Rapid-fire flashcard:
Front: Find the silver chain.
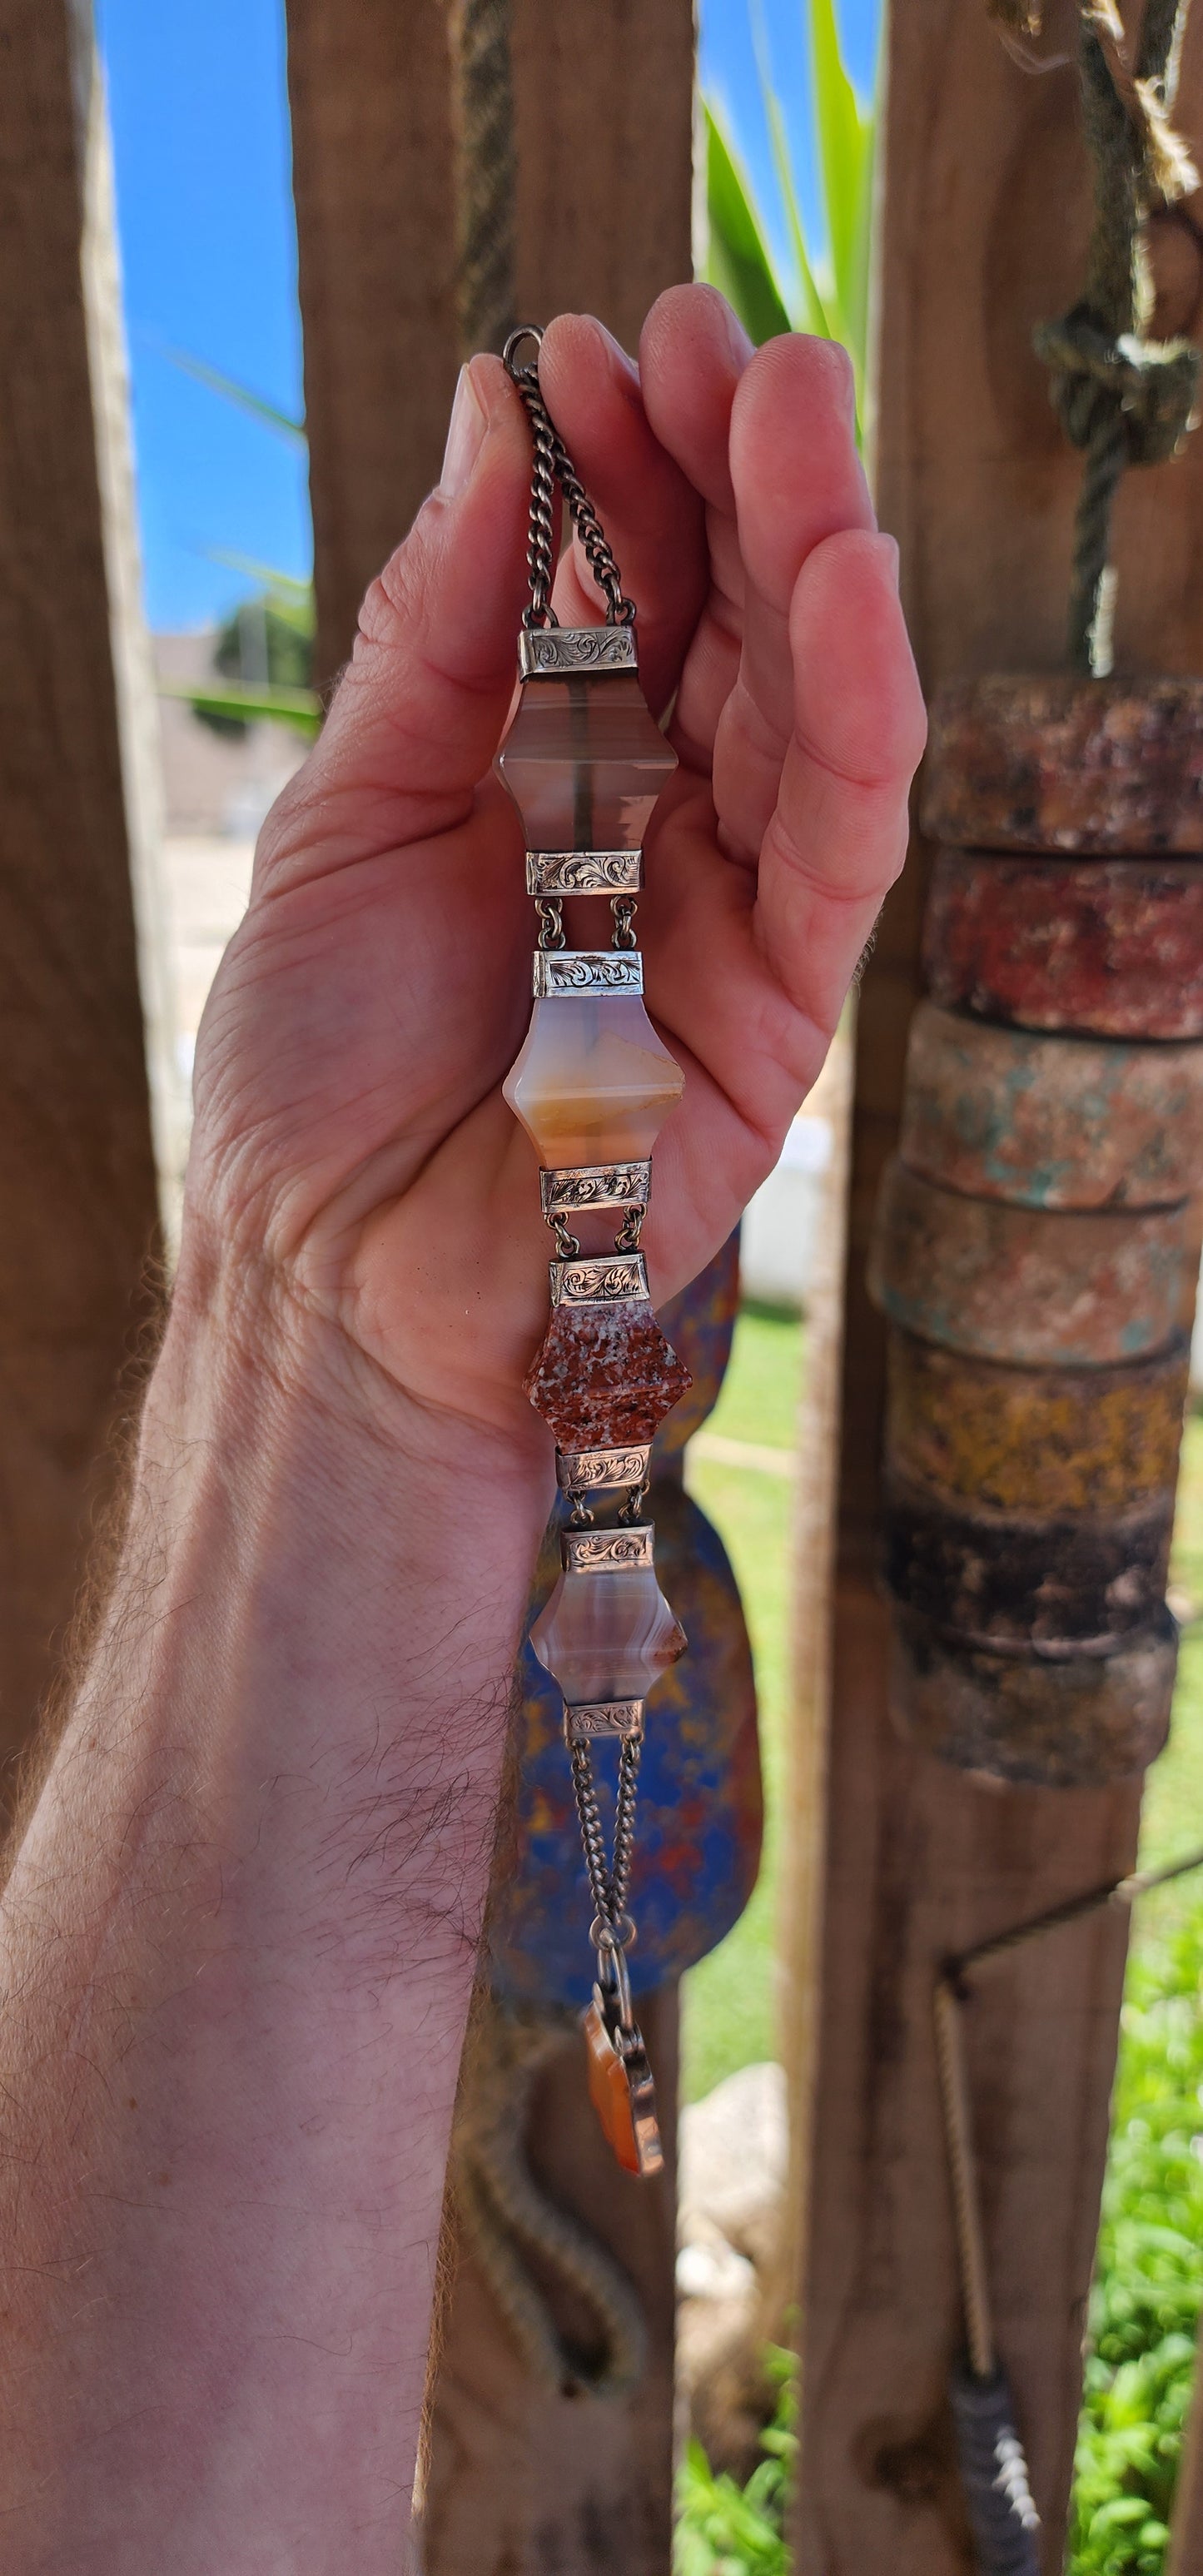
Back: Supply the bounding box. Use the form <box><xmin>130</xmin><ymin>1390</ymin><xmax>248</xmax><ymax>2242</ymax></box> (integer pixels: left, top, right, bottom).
<box><xmin>503</xmin><ymin>326</ymin><xmax>636</xmax><ymax>631</ymax></box>
<box><xmin>569</xmin><ymin>1736</ymin><xmax>641</xmax><ymax>1942</ymax></box>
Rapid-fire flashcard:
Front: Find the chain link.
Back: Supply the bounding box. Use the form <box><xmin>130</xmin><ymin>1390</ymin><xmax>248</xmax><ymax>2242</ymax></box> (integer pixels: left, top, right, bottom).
<box><xmin>503</xmin><ymin>326</ymin><xmax>636</xmax><ymax>629</ymax></box>
<box><xmin>610</xmin><ymin>895</ymin><xmax>638</xmax><ymax>950</ymax></box>
<box><xmin>535</xmin><ymin>895</ymin><xmax>565</xmax><ymax>950</ymax></box>
<box><xmin>569</xmin><ymin>1735</ymin><xmax>642</xmax><ymax>1942</ymax></box>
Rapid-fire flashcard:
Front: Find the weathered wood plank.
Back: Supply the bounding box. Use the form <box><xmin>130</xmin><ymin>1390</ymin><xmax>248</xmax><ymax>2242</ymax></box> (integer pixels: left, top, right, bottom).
<box><xmin>286</xmin><ymin>0</ymin><xmax>695</xmax><ymax>691</ymax></box>
<box><xmin>284</xmin><ymin>0</ymin><xmax>460</xmax><ymax>688</ymax></box>
<box><xmin>792</xmin><ymin>3</ymin><xmax>1203</xmax><ymax>2565</ymax></box>
<box><xmin>1167</xmin><ymin>2342</ymin><xmax>1203</xmax><ymax>2574</ymax></box>
<box><xmin>0</xmin><ymin>0</ymin><xmax>160</xmax><ymax>1798</ymax></box>
<box><xmin>512</xmin><ymin>0</ymin><xmax>694</xmax><ymax>351</ymax></box>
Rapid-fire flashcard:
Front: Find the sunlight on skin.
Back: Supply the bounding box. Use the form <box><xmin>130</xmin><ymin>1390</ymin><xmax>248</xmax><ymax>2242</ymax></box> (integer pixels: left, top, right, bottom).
<box><xmin>0</xmin><ymin>291</ymin><xmax>922</xmax><ymax>2572</ymax></box>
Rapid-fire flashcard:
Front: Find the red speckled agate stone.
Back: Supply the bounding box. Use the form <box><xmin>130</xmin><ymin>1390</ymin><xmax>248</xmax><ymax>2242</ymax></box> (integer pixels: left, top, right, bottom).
<box><xmin>524</xmin><ymin>1298</ymin><xmax>692</xmax><ymax>1447</ymax></box>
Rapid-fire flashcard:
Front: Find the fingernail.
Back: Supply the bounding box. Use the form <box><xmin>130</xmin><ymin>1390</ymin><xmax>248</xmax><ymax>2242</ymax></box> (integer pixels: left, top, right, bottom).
<box><xmin>440</xmin><ymin>363</ymin><xmax>487</xmax><ymax>497</ymax></box>
<box><xmin>576</xmin><ymin>313</ymin><xmax>640</xmax><ymax>400</ymax></box>
<box><xmin>718</xmin><ymin>295</ymin><xmax>753</xmax><ymax>372</ymax></box>
<box><xmin>876</xmin><ymin>533</ymin><xmax>901</xmax><ymax>587</ymax></box>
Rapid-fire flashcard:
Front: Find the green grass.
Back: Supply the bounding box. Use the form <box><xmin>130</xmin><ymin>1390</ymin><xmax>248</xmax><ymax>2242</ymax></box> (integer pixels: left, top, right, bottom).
<box><xmin>1064</xmin><ymin>1414</ymin><xmax>1203</xmax><ymax>2574</ymax></box>
<box><xmin>1137</xmin><ymin>1411</ymin><xmax>1203</xmax><ymax>1901</ymax></box>
<box><xmin>680</xmin><ymin>1305</ymin><xmax>803</xmax><ymax>2103</ymax></box>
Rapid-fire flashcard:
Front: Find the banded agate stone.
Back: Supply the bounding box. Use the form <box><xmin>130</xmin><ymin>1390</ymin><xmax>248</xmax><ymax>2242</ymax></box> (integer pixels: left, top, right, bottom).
<box><xmin>496</xmin><ymin>672</ymin><xmax>677</xmax><ymax>852</ymax></box>
<box><xmin>530</xmin><ymin>1559</ymin><xmax>687</xmax><ymax>1704</ymax></box>
<box><xmin>505</xmin><ymin>991</ymin><xmax>684</xmax><ymax>1166</ymax></box>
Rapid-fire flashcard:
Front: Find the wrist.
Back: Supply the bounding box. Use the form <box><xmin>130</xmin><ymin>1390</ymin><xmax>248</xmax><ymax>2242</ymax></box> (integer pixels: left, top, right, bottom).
<box><xmin>47</xmin><ymin>1225</ymin><xmax>554</xmax><ymax>1985</ymax></box>
<box><xmin>162</xmin><ymin>1210</ymin><xmax>555</xmax><ymax>1509</ymax></box>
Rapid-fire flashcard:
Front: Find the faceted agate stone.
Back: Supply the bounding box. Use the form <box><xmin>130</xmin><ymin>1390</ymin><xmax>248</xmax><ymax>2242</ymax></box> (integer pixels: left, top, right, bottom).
<box><xmin>495</xmin><ymin>673</ymin><xmax>677</xmax><ymax>852</ymax></box>
<box><xmin>505</xmin><ymin>992</ymin><xmax>684</xmax><ymax>1166</ymax></box>
<box><xmin>530</xmin><ymin>1559</ymin><xmax>687</xmax><ymax>1704</ymax></box>
<box><xmin>525</xmin><ymin>1298</ymin><xmax>692</xmax><ymax>1446</ymax></box>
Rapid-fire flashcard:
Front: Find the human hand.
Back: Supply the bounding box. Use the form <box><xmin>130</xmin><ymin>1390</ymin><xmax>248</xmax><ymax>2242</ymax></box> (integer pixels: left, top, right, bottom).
<box><xmin>186</xmin><ymin>285</ymin><xmax>925</xmax><ymax>1466</ymax></box>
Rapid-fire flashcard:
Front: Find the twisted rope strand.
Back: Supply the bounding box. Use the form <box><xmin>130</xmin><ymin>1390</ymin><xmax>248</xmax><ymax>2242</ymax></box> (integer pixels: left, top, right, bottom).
<box><xmin>453</xmin><ymin>2006</ymin><xmax>648</xmax><ymax>2397</ymax></box>
<box><xmin>455</xmin><ymin>0</ymin><xmax>515</xmax><ymax>356</ymax></box>
<box><xmin>1031</xmin><ymin>0</ymin><xmax>1200</xmax><ymax>670</ymax></box>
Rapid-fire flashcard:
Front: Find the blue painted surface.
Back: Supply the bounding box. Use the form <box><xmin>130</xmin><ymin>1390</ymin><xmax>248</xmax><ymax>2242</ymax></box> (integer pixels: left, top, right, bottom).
<box><xmin>488</xmin><ymin>1235</ymin><xmax>763</xmax><ymax>2008</ymax></box>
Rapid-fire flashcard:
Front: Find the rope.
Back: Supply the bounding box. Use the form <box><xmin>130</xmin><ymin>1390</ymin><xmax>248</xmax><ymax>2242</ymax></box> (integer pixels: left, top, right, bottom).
<box><xmin>934</xmin><ymin>1978</ymin><xmax>997</xmax><ymax>2379</ymax></box>
<box><xmin>936</xmin><ymin>1843</ymin><xmax>1203</xmax><ymax>2559</ymax></box>
<box><xmin>936</xmin><ymin>1845</ymin><xmax>1203</xmax><ymax>2385</ymax></box>
<box><xmin>451</xmin><ymin>1999</ymin><xmax>649</xmax><ymax>2399</ymax></box>
<box><xmin>455</xmin><ymin>0</ymin><xmax>515</xmax><ymax>356</ymax></box>
<box><xmin>1030</xmin><ymin>0</ymin><xmax>1201</xmax><ymax>671</ymax></box>
<box><xmin>948</xmin><ymin>1839</ymin><xmax>1203</xmax><ymax>1982</ymax></box>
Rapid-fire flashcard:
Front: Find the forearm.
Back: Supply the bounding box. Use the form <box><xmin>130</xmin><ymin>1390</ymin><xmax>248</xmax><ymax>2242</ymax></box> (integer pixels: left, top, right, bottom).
<box><xmin>0</xmin><ymin>1251</ymin><xmax>548</xmax><ymax>2571</ymax></box>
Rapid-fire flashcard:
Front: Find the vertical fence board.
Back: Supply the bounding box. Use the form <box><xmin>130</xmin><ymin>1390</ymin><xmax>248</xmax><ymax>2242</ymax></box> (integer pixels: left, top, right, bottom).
<box><xmin>0</xmin><ymin>0</ymin><xmax>160</xmax><ymax>1797</ymax></box>
<box><xmin>285</xmin><ymin>0</ymin><xmax>460</xmax><ymax>689</ymax></box>
<box><xmin>285</xmin><ymin>12</ymin><xmax>695</xmax><ymax>2567</ymax></box>
<box><xmin>792</xmin><ymin>7</ymin><xmax>1203</xmax><ymax>2570</ymax></box>
<box><xmin>286</xmin><ymin>0</ymin><xmax>696</xmax><ymax>690</ymax></box>
<box><xmin>512</xmin><ymin>0</ymin><xmax>694</xmax><ymax>348</ymax></box>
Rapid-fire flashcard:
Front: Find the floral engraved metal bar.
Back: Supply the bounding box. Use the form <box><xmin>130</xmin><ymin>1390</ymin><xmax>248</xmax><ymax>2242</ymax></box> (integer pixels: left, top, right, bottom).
<box><xmin>518</xmin><ymin>624</ymin><xmax>639</xmax><ymax>677</ymax></box>
<box><xmin>564</xmin><ymin>1701</ymin><xmax>646</xmax><ymax>1744</ymax></box>
<box><xmin>555</xmin><ymin>1444</ymin><xmax>653</xmax><ymax>1493</ymax></box>
<box><xmin>539</xmin><ymin>1161</ymin><xmax>651</xmax><ymax>1220</ymax></box>
<box><xmin>499</xmin><ymin>321</ymin><xmax>692</xmax><ymax>2181</ymax></box>
<box><xmin>564</xmin><ymin>1524</ymin><xmax>656</xmax><ymax>1574</ymax></box>
<box><xmin>549</xmin><ymin>1254</ymin><xmax>648</xmax><ymax>1306</ymax></box>
<box><xmin>525</xmin><ymin>850</ymin><xmax>644</xmax><ymax>896</ymax></box>
<box><xmin>531</xmin><ymin>949</ymin><xmax>644</xmax><ymax>998</ymax></box>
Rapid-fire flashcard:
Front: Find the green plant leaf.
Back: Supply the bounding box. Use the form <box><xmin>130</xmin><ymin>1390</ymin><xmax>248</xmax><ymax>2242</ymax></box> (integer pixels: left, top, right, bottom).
<box><xmin>703</xmin><ymin>105</ymin><xmax>793</xmax><ymax>349</ymax></box>
<box><xmin>159</xmin><ymin>676</ymin><xmax>321</xmax><ymax>741</ymax></box>
<box><xmin>746</xmin><ymin>1</ymin><xmax>831</xmax><ymax>340</ymax></box>
<box><xmin>205</xmin><ymin>550</ymin><xmax>315</xmax><ymax>612</ymax></box>
<box><xmin>147</xmin><ymin>335</ymin><xmax>307</xmax><ymax>445</ymax></box>
<box><xmin>806</xmin><ymin>0</ymin><xmax>874</xmax><ymax>391</ymax></box>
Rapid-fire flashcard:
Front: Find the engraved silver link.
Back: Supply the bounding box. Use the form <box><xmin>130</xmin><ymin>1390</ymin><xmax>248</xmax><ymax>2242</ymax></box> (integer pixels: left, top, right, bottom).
<box><xmin>505</xmin><ymin>316</ymin><xmax>656</xmax><ymax>2055</ymax></box>
<box><xmin>503</xmin><ymin>325</ymin><xmax>636</xmax><ymax>629</ymax></box>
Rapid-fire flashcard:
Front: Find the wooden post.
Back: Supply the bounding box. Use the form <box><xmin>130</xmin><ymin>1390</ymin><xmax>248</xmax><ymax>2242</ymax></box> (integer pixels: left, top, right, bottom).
<box><xmin>511</xmin><ymin>0</ymin><xmax>694</xmax><ymax>351</ymax></box>
<box><xmin>1167</xmin><ymin>2345</ymin><xmax>1203</xmax><ymax>2572</ymax></box>
<box><xmin>285</xmin><ymin>11</ymin><xmax>695</xmax><ymax>2566</ymax></box>
<box><xmin>790</xmin><ymin>7</ymin><xmax>1203</xmax><ymax>2569</ymax></box>
<box><xmin>0</xmin><ymin>0</ymin><xmax>162</xmax><ymax>1798</ymax></box>
<box><xmin>286</xmin><ymin>0</ymin><xmax>695</xmax><ymax>689</ymax></box>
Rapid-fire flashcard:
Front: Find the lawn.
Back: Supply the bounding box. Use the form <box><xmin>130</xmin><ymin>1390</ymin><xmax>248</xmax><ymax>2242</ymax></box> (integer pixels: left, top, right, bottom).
<box><xmin>680</xmin><ymin>1303</ymin><xmax>803</xmax><ymax>2103</ymax></box>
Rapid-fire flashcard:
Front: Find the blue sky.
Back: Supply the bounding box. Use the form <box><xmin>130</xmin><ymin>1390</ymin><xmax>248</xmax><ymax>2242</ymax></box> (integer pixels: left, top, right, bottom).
<box><xmin>96</xmin><ymin>0</ymin><xmax>879</xmax><ymax>632</ymax></box>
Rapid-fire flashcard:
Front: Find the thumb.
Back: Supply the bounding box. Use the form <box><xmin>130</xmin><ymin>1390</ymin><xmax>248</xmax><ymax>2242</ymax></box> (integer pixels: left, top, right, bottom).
<box><xmin>256</xmin><ymin>354</ymin><xmax>534</xmax><ymax>892</ymax></box>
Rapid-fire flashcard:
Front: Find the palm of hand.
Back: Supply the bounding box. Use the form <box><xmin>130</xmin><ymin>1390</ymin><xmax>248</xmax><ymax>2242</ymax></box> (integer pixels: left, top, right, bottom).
<box><xmin>186</xmin><ymin>290</ymin><xmax>924</xmax><ymax>1454</ymax></box>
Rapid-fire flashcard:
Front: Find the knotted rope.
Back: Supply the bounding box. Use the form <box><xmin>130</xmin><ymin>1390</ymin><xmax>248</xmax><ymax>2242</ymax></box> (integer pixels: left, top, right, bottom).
<box><xmin>450</xmin><ymin>1997</ymin><xmax>648</xmax><ymax>2399</ymax></box>
<box><xmin>1022</xmin><ymin>0</ymin><xmax>1201</xmax><ymax>671</ymax></box>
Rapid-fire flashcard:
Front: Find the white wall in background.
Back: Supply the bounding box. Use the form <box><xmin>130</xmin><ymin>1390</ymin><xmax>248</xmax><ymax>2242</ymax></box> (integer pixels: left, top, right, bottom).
<box><xmin>738</xmin><ymin>1111</ymin><xmax>833</xmax><ymax>1310</ymax></box>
